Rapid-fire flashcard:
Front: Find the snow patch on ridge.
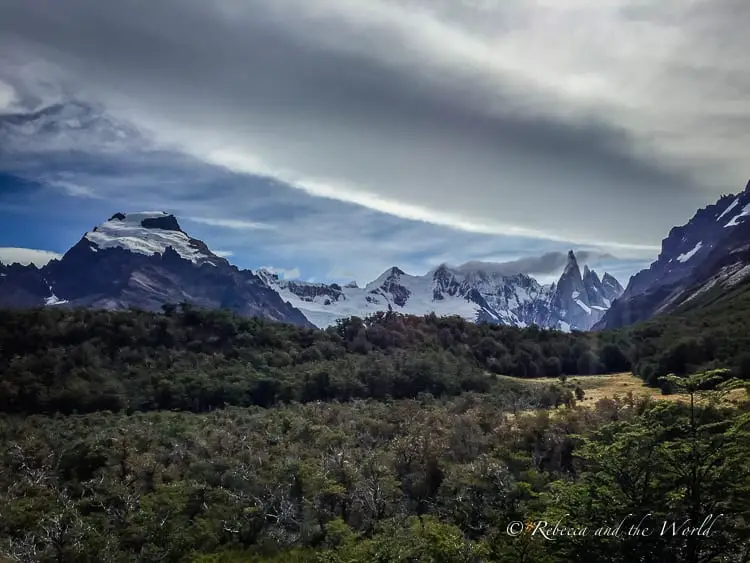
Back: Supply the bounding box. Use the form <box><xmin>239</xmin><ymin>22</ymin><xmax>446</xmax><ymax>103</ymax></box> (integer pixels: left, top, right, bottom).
<box><xmin>575</xmin><ymin>299</ymin><xmax>591</xmax><ymax>314</ymax></box>
<box><xmin>717</xmin><ymin>197</ymin><xmax>739</xmax><ymax>221</ymax></box>
<box><xmin>724</xmin><ymin>204</ymin><xmax>750</xmax><ymax>228</ymax></box>
<box><xmin>43</xmin><ymin>279</ymin><xmax>68</xmax><ymax>306</ymax></box>
<box><xmin>85</xmin><ymin>212</ymin><xmax>212</xmax><ymax>264</ymax></box>
<box><xmin>676</xmin><ymin>241</ymin><xmax>703</xmax><ymax>263</ymax></box>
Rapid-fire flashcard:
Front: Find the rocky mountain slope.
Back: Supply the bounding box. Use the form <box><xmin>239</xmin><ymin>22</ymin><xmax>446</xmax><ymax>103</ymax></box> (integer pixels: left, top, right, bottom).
<box><xmin>0</xmin><ymin>212</ymin><xmax>313</xmax><ymax>326</ymax></box>
<box><xmin>259</xmin><ymin>250</ymin><xmax>623</xmax><ymax>331</ymax></box>
<box><xmin>595</xmin><ymin>179</ymin><xmax>750</xmax><ymax>329</ymax></box>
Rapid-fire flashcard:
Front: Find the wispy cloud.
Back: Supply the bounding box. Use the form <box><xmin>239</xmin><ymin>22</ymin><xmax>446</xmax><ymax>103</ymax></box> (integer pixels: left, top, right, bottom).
<box><xmin>0</xmin><ymin>247</ymin><xmax>61</xmax><ymax>266</ymax></box>
<box><xmin>50</xmin><ymin>180</ymin><xmax>99</xmax><ymax>198</ymax></box>
<box><xmin>260</xmin><ymin>265</ymin><xmax>301</xmax><ymax>280</ymax></box>
<box><xmin>2</xmin><ymin>0</ymin><xmax>745</xmax><ymax>252</ymax></box>
<box><xmin>0</xmin><ymin>79</ymin><xmax>18</xmax><ymax>114</ymax></box>
<box><xmin>187</xmin><ymin>217</ymin><xmax>276</xmax><ymax>231</ymax></box>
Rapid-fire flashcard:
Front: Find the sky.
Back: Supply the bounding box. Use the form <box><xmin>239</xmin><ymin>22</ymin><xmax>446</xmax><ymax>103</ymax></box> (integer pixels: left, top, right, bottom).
<box><xmin>1</xmin><ymin>0</ymin><xmax>748</xmax><ymax>286</ymax></box>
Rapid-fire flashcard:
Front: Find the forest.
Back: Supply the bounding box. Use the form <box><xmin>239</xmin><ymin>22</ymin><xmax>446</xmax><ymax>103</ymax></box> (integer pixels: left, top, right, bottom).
<box><xmin>0</xmin><ymin>305</ymin><xmax>749</xmax><ymax>562</ymax></box>
<box><xmin>0</xmin><ymin>306</ymin><xmax>633</xmax><ymax>415</ymax></box>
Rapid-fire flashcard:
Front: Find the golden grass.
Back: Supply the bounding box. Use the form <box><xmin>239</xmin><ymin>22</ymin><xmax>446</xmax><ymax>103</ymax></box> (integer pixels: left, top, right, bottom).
<box><xmin>499</xmin><ymin>372</ymin><xmax>747</xmax><ymax>409</ymax></box>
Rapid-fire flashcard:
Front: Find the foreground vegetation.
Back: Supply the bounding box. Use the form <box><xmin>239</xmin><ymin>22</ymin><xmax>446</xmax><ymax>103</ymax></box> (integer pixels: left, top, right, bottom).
<box><xmin>1</xmin><ymin>306</ymin><xmax>750</xmax><ymax>561</ymax></box>
<box><xmin>1</xmin><ymin>373</ymin><xmax>748</xmax><ymax>562</ymax></box>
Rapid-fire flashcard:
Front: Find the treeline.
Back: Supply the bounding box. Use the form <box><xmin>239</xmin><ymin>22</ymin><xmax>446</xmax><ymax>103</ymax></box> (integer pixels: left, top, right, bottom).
<box><xmin>0</xmin><ymin>306</ymin><xmax>630</xmax><ymax>415</ymax></box>
<box><xmin>1</xmin><ymin>377</ymin><xmax>748</xmax><ymax>562</ymax></box>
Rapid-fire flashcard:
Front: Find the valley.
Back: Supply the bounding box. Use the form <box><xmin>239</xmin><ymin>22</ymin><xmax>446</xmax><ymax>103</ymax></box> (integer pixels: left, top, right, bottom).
<box><xmin>3</xmin><ymin>7</ymin><xmax>750</xmax><ymax>560</ymax></box>
<box><xmin>2</xmin><ymin>184</ymin><xmax>750</xmax><ymax>562</ymax></box>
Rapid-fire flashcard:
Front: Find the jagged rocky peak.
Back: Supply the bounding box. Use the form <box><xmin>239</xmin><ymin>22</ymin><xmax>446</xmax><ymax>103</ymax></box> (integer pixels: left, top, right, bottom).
<box><xmin>558</xmin><ymin>250</ymin><xmax>585</xmax><ymax>289</ymax></box>
<box><xmin>565</xmin><ymin>249</ymin><xmax>579</xmax><ymax>270</ymax></box>
<box><xmin>582</xmin><ymin>264</ymin><xmax>602</xmax><ymax>286</ymax></box>
<box><xmin>370</xmin><ymin>266</ymin><xmax>411</xmax><ymax>306</ymax></box>
<box><xmin>601</xmin><ymin>272</ymin><xmax>623</xmax><ymax>293</ymax></box>
<box><xmin>372</xmin><ymin>266</ymin><xmax>407</xmax><ymax>287</ymax></box>
<box><xmin>432</xmin><ymin>263</ymin><xmax>453</xmax><ymax>281</ymax></box>
<box><xmin>385</xmin><ymin>266</ymin><xmax>405</xmax><ymax>278</ymax></box>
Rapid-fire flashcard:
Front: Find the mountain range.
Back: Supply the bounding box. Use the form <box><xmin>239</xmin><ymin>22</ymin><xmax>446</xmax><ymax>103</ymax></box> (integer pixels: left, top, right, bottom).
<box><xmin>4</xmin><ymin>177</ymin><xmax>750</xmax><ymax>331</ymax></box>
<box><xmin>258</xmin><ymin>252</ymin><xmax>622</xmax><ymax>331</ymax></box>
<box><xmin>0</xmin><ymin>211</ymin><xmax>623</xmax><ymax>331</ymax></box>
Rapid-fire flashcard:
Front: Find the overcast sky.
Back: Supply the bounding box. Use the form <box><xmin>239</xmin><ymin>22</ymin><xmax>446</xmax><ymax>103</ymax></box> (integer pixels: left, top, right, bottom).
<box><xmin>1</xmin><ymin>0</ymin><xmax>748</xmax><ymax>284</ymax></box>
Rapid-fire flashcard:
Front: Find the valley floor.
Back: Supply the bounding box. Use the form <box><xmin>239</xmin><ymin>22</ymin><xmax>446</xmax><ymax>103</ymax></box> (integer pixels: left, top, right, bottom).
<box><xmin>500</xmin><ymin>372</ymin><xmax>748</xmax><ymax>408</ymax></box>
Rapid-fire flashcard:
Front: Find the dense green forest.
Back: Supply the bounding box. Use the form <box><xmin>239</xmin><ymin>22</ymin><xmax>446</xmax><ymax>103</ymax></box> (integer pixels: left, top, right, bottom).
<box><xmin>1</xmin><ymin>306</ymin><xmax>750</xmax><ymax>562</ymax></box>
<box><xmin>0</xmin><ymin>375</ymin><xmax>748</xmax><ymax>562</ymax></box>
<box><xmin>624</xmin><ymin>280</ymin><xmax>750</xmax><ymax>388</ymax></box>
<box><xmin>1</xmin><ymin>301</ymin><xmax>748</xmax><ymax>416</ymax></box>
<box><xmin>0</xmin><ymin>307</ymin><xmax>632</xmax><ymax>415</ymax></box>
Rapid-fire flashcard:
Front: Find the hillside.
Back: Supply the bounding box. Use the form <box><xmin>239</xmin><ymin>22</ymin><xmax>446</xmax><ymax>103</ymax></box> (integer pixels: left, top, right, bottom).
<box><xmin>597</xmin><ymin>179</ymin><xmax>750</xmax><ymax>330</ymax></box>
<box><xmin>0</xmin><ymin>212</ymin><xmax>313</xmax><ymax>327</ymax></box>
<box><xmin>620</xmin><ymin>274</ymin><xmax>750</xmax><ymax>387</ymax></box>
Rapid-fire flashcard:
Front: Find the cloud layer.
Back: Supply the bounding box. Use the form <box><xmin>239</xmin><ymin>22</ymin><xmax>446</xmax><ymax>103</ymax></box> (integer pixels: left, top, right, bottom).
<box><xmin>2</xmin><ymin>0</ymin><xmax>748</xmax><ymax>254</ymax></box>
<box><xmin>0</xmin><ymin>247</ymin><xmax>61</xmax><ymax>266</ymax></box>
<box><xmin>456</xmin><ymin>250</ymin><xmax>615</xmax><ymax>277</ymax></box>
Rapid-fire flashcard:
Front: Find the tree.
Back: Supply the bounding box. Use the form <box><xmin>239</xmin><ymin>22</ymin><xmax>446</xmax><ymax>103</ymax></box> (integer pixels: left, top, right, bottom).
<box><xmin>577</xmin><ymin>351</ymin><xmax>601</xmax><ymax>375</ymax></box>
<box><xmin>599</xmin><ymin>343</ymin><xmax>631</xmax><ymax>373</ymax></box>
<box><xmin>736</xmin><ymin>353</ymin><xmax>750</xmax><ymax>380</ymax></box>
<box><xmin>655</xmin><ymin>372</ymin><xmax>750</xmax><ymax>563</ymax></box>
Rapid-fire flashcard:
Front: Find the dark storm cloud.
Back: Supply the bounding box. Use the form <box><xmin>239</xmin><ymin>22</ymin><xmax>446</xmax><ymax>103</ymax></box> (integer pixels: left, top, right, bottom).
<box><xmin>0</xmin><ymin>0</ymin><xmax>748</xmax><ymax>252</ymax></box>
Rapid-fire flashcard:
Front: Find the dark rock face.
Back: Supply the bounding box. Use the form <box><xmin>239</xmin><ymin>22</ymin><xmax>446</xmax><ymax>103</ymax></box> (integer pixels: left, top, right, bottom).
<box><xmin>595</xmin><ymin>180</ymin><xmax>750</xmax><ymax>329</ymax></box>
<box><xmin>601</xmin><ymin>273</ymin><xmax>624</xmax><ymax>303</ymax></box>
<box><xmin>0</xmin><ymin>262</ymin><xmax>51</xmax><ymax>308</ymax></box>
<box><xmin>372</xmin><ymin>267</ymin><xmax>411</xmax><ymax>307</ymax></box>
<box><xmin>140</xmin><ymin>214</ymin><xmax>183</xmax><ymax>232</ymax></box>
<box><xmin>0</xmin><ymin>212</ymin><xmax>313</xmax><ymax>327</ymax></box>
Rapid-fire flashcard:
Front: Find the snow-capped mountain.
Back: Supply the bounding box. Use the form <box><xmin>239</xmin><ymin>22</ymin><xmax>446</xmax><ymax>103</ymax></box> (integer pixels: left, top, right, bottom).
<box><xmin>0</xmin><ymin>212</ymin><xmax>313</xmax><ymax>326</ymax></box>
<box><xmin>0</xmin><ymin>211</ymin><xmax>624</xmax><ymax>330</ymax></box>
<box><xmin>596</xmin><ymin>179</ymin><xmax>750</xmax><ymax>329</ymax></box>
<box><xmin>259</xmin><ymin>250</ymin><xmax>623</xmax><ymax>331</ymax></box>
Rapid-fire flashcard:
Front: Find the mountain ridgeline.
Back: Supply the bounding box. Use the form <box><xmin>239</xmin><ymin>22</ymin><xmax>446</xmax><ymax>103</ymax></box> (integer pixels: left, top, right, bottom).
<box><xmin>0</xmin><ymin>211</ymin><xmax>623</xmax><ymax>331</ymax></box>
<box><xmin>4</xmin><ymin>177</ymin><xmax>750</xmax><ymax>335</ymax></box>
<box><xmin>260</xmin><ymin>250</ymin><xmax>623</xmax><ymax>331</ymax></box>
<box><xmin>596</xmin><ymin>179</ymin><xmax>750</xmax><ymax>329</ymax></box>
